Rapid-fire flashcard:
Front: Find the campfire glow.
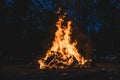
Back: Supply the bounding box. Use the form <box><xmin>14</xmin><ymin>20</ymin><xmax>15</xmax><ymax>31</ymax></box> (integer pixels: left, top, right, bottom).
<box><xmin>38</xmin><ymin>13</ymin><xmax>89</xmax><ymax>69</ymax></box>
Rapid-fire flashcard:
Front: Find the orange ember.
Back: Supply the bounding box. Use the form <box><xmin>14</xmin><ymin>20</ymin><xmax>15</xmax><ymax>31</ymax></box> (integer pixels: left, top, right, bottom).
<box><xmin>38</xmin><ymin>13</ymin><xmax>89</xmax><ymax>69</ymax></box>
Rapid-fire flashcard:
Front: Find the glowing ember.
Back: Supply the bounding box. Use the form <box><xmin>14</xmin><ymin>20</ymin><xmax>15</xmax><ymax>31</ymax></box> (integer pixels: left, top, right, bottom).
<box><xmin>38</xmin><ymin>13</ymin><xmax>89</xmax><ymax>69</ymax></box>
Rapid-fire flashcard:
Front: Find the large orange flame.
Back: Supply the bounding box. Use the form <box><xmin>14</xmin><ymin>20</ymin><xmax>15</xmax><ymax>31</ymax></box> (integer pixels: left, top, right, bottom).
<box><xmin>38</xmin><ymin>13</ymin><xmax>88</xmax><ymax>69</ymax></box>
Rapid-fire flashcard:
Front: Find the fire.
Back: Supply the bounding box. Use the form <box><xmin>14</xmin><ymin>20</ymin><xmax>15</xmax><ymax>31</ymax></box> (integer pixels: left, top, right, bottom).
<box><xmin>38</xmin><ymin>13</ymin><xmax>89</xmax><ymax>69</ymax></box>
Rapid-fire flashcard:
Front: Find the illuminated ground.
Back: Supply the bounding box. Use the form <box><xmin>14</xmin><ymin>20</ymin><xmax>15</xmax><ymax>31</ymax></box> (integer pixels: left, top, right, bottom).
<box><xmin>0</xmin><ymin>63</ymin><xmax>120</xmax><ymax>80</ymax></box>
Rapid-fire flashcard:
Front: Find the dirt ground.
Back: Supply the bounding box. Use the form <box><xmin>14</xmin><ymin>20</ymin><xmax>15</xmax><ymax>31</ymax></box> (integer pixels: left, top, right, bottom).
<box><xmin>0</xmin><ymin>63</ymin><xmax>120</xmax><ymax>80</ymax></box>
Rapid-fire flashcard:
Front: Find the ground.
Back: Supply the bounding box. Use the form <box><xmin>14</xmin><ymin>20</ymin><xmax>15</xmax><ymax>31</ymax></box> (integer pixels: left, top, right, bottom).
<box><xmin>0</xmin><ymin>63</ymin><xmax>120</xmax><ymax>80</ymax></box>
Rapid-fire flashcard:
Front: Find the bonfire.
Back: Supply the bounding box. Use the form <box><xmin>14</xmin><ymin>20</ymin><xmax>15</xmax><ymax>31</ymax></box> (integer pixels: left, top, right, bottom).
<box><xmin>38</xmin><ymin>12</ymin><xmax>90</xmax><ymax>69</ymax></box>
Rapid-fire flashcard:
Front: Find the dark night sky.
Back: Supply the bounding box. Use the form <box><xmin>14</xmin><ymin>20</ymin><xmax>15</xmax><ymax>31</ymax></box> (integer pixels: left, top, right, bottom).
<box><xmin>2</xmin><ymin>0</ymin><xmax>120</xmax><ymax>32</ymax></box>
